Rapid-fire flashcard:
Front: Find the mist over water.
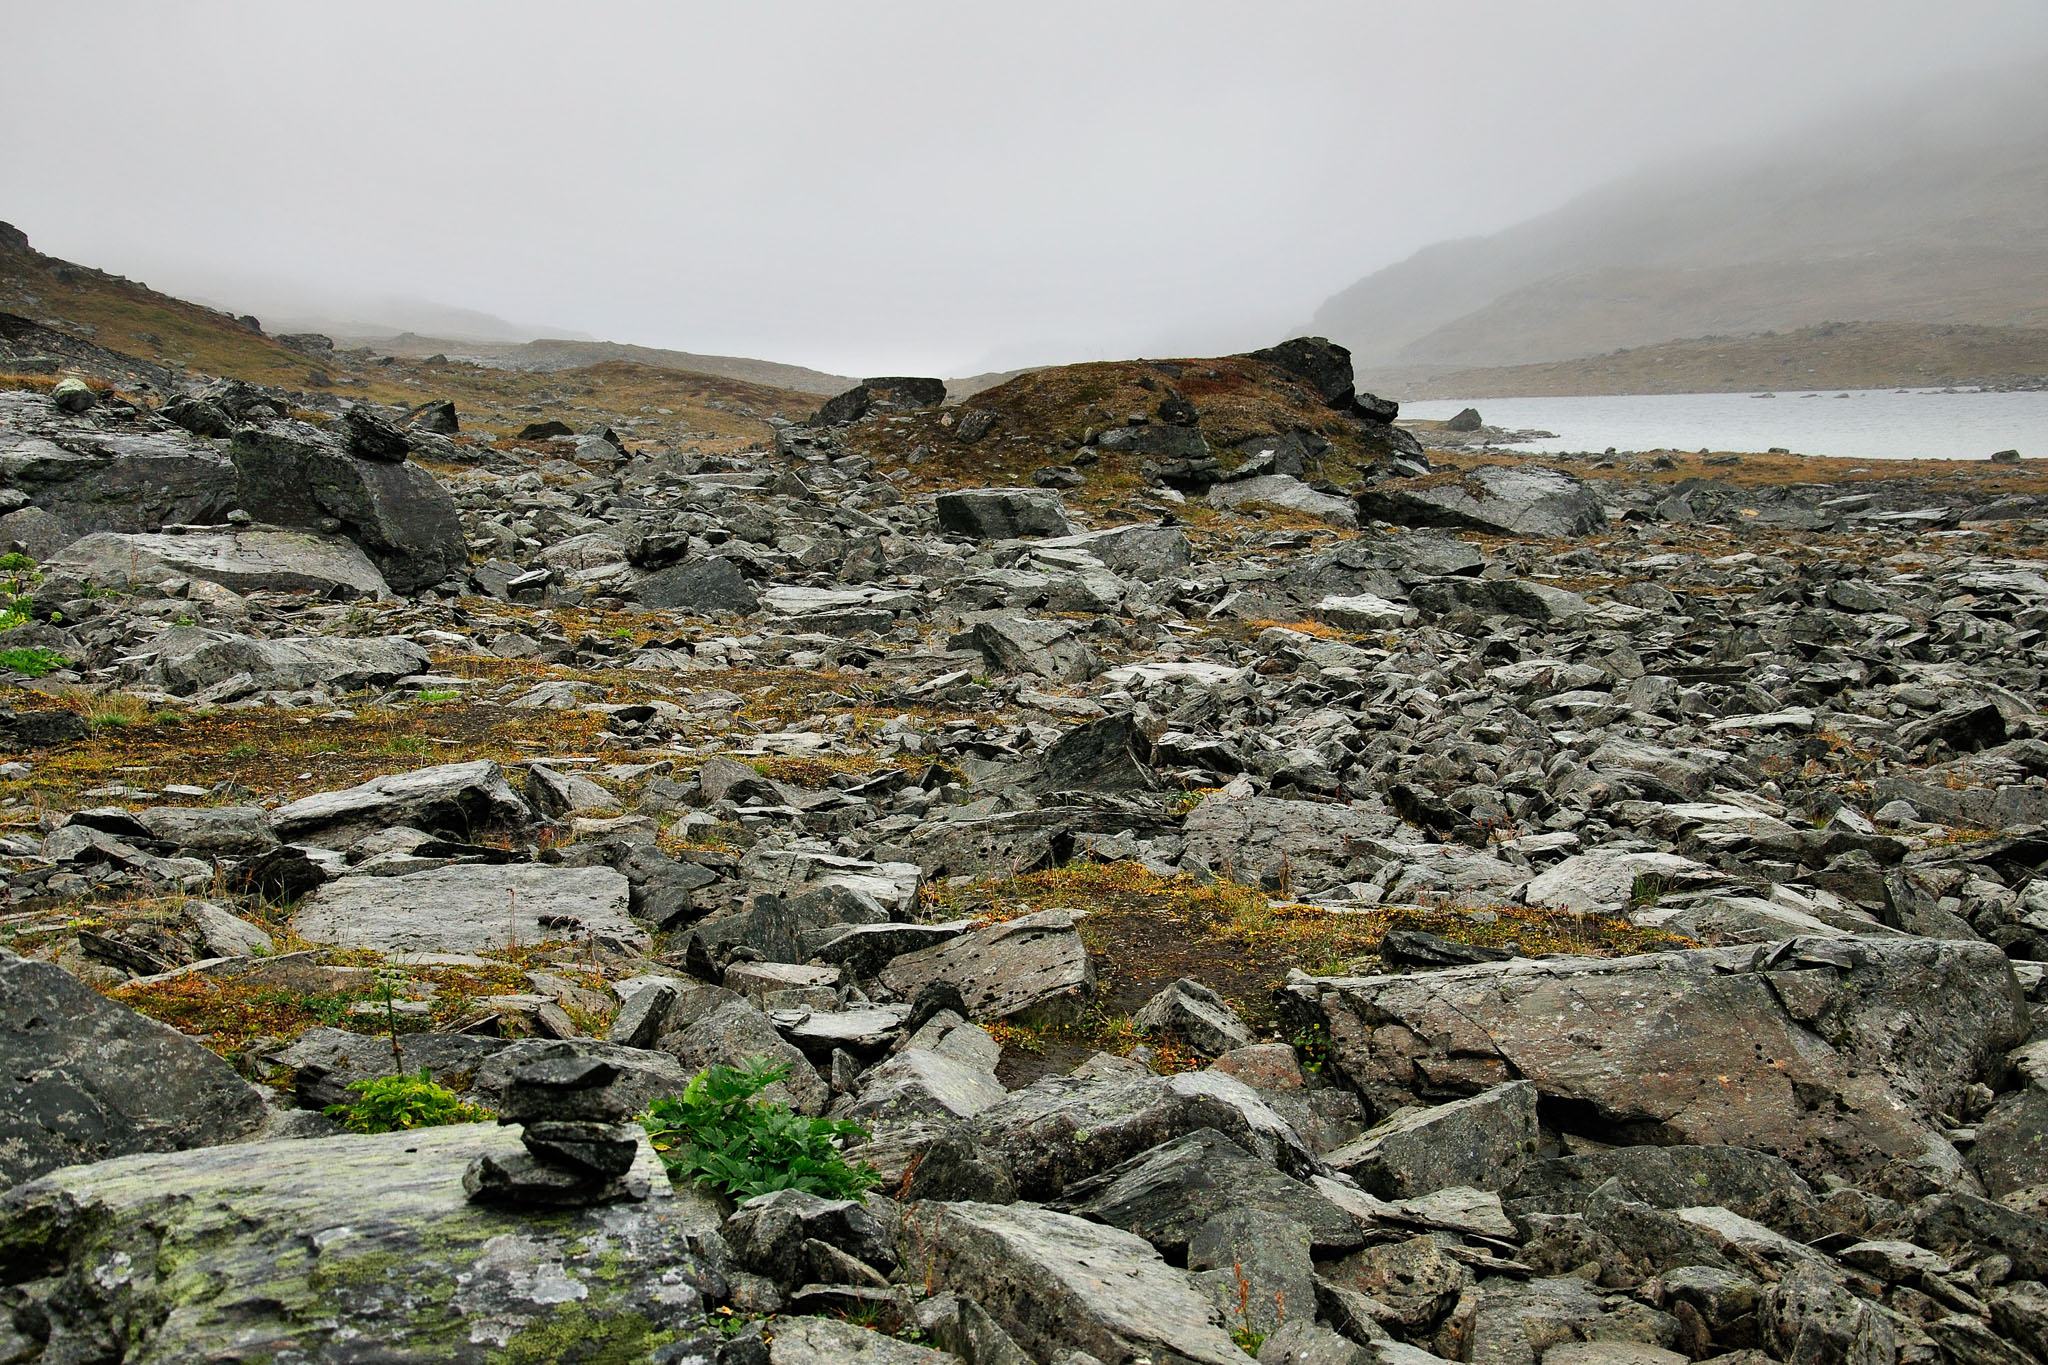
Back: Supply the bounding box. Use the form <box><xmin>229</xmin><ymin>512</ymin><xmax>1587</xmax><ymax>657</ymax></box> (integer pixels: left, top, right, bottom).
<box><xmin>1401</xmin><ymin>388</ymin><xmax>2048</xmax><ymax>463</ymax></box>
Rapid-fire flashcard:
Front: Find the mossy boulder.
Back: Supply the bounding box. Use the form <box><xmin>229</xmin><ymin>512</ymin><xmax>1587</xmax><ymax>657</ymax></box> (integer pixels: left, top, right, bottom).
<box><xmin>0</xmin><ymin>1125</ymin><xmax>726</xmax><ymax>1362</ymax></box>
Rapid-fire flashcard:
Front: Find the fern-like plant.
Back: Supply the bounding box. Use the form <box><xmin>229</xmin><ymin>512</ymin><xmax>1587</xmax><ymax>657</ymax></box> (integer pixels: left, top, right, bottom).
<box><xmin>641</xmin><ymin>1059</ymin><xmax>879</xmax><ymax>1203</ymax></box>
<box><xmin>324</xmin><ymin>1069</ymin><xmax>493</xmax><ymax>1133</ymax></box>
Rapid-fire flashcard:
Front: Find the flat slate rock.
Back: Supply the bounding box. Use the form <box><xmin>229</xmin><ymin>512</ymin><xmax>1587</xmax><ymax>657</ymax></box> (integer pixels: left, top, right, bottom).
<box><xmin>293</xmin><ymin>863</ymin><xmax>643</xmax><ymax>954</ymax></box>
<box><xmin>48</xmin><ymin>527</ymin><xmax>391</xmax><ymax>598</ymax></box>
<box><xmin>269</xmin><ymin>758</ymin><xmax>534</xmax><ymax>848</ymax></box>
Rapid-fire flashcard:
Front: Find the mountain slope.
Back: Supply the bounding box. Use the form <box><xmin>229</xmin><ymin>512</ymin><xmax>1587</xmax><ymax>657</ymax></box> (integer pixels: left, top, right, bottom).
<box><xmin>356</xmin><ymin>334</ymin><xmax>854</xmax><ymax>397</ymax></box>
<box><xmin>1315</xmin><ymin>59</ymin><xmax>2048</xmax><ymax>369</ymax></box>
<box><xmin>1384</xmin><ymin>321</ymin><xmax>2048</xmax><ymax>400</ymax></box>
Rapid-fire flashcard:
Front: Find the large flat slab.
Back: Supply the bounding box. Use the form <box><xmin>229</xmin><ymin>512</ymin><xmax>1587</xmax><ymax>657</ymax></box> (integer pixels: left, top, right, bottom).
<box><xmin>294</xmin><ymin>864</ymin><xmax>644</xmax><ymax>953</ymax></box>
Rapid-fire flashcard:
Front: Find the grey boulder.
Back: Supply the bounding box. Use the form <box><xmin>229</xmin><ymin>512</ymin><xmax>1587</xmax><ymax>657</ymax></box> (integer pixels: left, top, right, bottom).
<box><xmin>293</xmin><ymin>864</ymin><xmax>644</xmax><ymax>954</ymax></box>
<box><xmin>157</xmin><ymin>630</ymin><xmax>429</xmax><ymax>696</ymax></box>
<box><xmin>878</xmin><ymin>909</ymin><xmax>1094</xmax><ymax>1026</ymax></box>
<box><xmin>1325</xmin><ymin>1080</ymin><xmax>1539</xmax><ymax>1199</ymax></box>
<box><xmin>1286</xmin><ymin>937</ymin><xmax>2028</xmax><ymax>1198</ymax></box>
<box><xmin>0</xmin><ymin>949</ymin><xmax>268</xmax><ymax>1189</ymax></box>
<box><xmin>661</xmin><ymin>998</ymin><xmax>831</xmax><ymax>1115</ymax></box>
<box><xmin>1134</xmin><ymin>978</ymin><xmax>1254</xmax><ymax>1057</ymax></box>
<box><xmin>269</xmin><ymin>758</ymin><xmax>533</xmax><ymax>848</ymax></box>
<box><xmin>970</xmin><ymin>1069</ymin><xmax>1313</xmax><ymax>1200</ymax></box>
<box><xmin>631</xmin><ymin>555</ymin><xmax>760</xmax><ymax>613</ymax></box>
<box><xmin>47</xmin><ymin>527</ymin><xmax>390</xmax><ymax>598</ymax></box>
<box><xmin>936</xmin><ymin>488</ymin><xmax>1076</xmax><ymax>540</ymax></box>
<box><xmin>900</xmin><ymin>1200</ymin><xmax>1254</xmax><ymax>1365</ymax></box>
<box><xmin>0</xmin><ymin>1124</ymin><xmax>718</xmax><ymax>1361</ymax></box>
<box><xmin>230</xmin><ymin>420</ymin><xmax>467</xmax><ymax>592</ymax></box>
<box><xmin>838</xmin><ymin>1048</ymin><xmax>1007</xmax><ymax>1123</ymax></box>
<box><xmin>136</xmin><ymin>803</ymin><xmax>280</xmax><ymax>856</ymax></box>
<box><xmin>972</xmin><ymin>614</ymin><xmax>1098</xmax><ymax>683</ymax></box>
<box><xmin>1057</xmin><ymin>1127</ymin><xmax>1364</xmax><ymax>1257</ymax></box>
<box><xmin>1357</xmin><ymin>464</ymin><xmax>1607</xmax><ymax>539</ymax></box>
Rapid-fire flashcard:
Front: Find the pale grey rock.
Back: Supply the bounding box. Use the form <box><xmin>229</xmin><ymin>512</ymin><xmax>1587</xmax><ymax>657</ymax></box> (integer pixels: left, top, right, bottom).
<box><xmin>769</xmin><ymin>1316</ymin><xmax>962</xmax><ymax>1364</ymax></box>
<box><xmin>293</xmin><ymin>864</ymin><xmax>643</xmax><ymax>954</ymax></box>
<box><xmin>0</xmin><ymin>1124</ymin><xmax>716</xmax><ymax>1362</ymax></box>
<box><xmin>137</xmin><ymin>803</ymin><xmax>279</xmax><ymax>856</ymax></box>
<box><xmin>1209</xmin><ymin>474</ymin><xmax>1358</xmax><ymax>526</ymax></box>
<box><xmin>900</xmin><ymin>1201</ymin><xmax>1253</xmax><ymax>1365</ymax></box>
<box><xmin>1326</xmin><ymin>1080</ymin><xmax>1539</xmax><ymax>1199</ymax></box>
<box><xmin>157</xmin><ymin>631</ymin><xmax>429</xmax><ymax>696</ymax></box>
<box><xmin>1357</xmin><ymin>464</ymin><xmax>1606</xmax><ymax>538</ymax></box>
<box><xmin>878</xmin><ymin>909</ymin><xmax>1094</xmax><ymax>1026</ymax></box>
<box><xmin>47</xmin><ymin>527</ymin><xmax>389</xmax><ymax>598</ymax></box>
<box><xmin>269</xmin><ymin>758</ymin><xmax>533</xmax><ymax>847</ymax></box>
<box><xmin>837</xmin><ymin>1049</ymin><xmax>1006</xmax><ymax>1124</ymax></box>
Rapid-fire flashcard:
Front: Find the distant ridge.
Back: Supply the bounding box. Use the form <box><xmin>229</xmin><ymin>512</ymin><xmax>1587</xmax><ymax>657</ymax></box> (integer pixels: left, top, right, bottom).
<box><xmin>351</xmin><ymin>334</ymin><xmax>855</xmax><ymax>397</ymax></box>
<box><xmin>1315</xmin><ymin>59</ymin><xmax>2048</xmax><ymax>371</ymax></box>
<box><xmin>1369</xmin><ymin>322</ymin><xmax>2048</xmax><ymax>400</ymax></box>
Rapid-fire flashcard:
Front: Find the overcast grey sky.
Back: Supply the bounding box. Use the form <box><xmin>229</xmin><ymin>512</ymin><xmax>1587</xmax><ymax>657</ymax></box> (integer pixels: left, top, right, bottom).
<box><xmin>5</xmin><ymin>1</ymin><xmax>2048</xmax><ymax>376</ymax></box>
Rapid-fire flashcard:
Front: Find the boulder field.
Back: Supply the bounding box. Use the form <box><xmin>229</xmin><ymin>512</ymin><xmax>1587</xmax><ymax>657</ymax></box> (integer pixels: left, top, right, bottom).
<box><xmin>2</xmin><ymin>342</ymin><xmax>2047</xmax><ymax>1362</ymax></box>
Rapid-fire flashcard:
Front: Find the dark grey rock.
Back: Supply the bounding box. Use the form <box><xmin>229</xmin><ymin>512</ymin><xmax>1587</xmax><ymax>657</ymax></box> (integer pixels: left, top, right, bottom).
<box><xmin>815</xmin><ymin>377</ymin><xmax>947</xmax><ymax>425</ymax></box>
<box><xmin>1327</xmin><ymin>1080</ymin><xmax>1538</xmax><ymax>1199</ymax></box>
<box><xmin>936</xmin><ymin>488</ymin><xmax>1076</xmax><ymax>540</ymax></box>
<box><xmin>0</xmin><ymin>949</ymin><xmax>268</xmax><ymax>1189</ymax></box>
<box><xmin>230</xmin><ymin>420</ymin><xmax>467</xmax><ymax>592</ymax></box>
<box><xmin>1357</xmin><ymin>464</ymin><xmax>1606</xmax><ymax>538</ymax></box>
<box><xmin>1058</xmin><ymin>1127</ymin><xmax>1363</xmax><ymax>1257</ymax></box>
<box><xmin>1031</xmin><ymin>712</ymin><xmax>1157</xmax><ymax>793</ymax></box>
<box><xmin>1133</xmin><ymin>978</ymin><xmax>1254</xmax><ymax>1057</ymax></box>
<box><xmin>634</xmin><ymin>556</ymin><xmax>760</xmax><ymax>613</ymax></box>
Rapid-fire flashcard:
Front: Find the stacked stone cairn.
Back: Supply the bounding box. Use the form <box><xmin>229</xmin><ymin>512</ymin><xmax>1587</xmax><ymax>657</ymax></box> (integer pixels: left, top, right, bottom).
<box><xmin>463</xmin><ymin>1045</ymin><xmax>651</xmax><ymax>1208</ymax></box>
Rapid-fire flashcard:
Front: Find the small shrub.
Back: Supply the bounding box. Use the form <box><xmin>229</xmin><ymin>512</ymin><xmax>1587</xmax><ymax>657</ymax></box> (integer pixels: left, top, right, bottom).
<box><xmin>641</xmin><ymin>1059</ymin><xmax>879</xmax><ymax>1203</ymax></box>
<box><xmin>324</xmin><ymin>1069</ymin><xmax>493</xmax><ymax>1133</ymax></box>
<box><xmin>414</xmin><ymin>689</ymin><xmax>462</xmax><ymax>703</ymax></box>
<box><xmin>0</xmin><ymin>646</ymin><xmax>70</xmax><ymax>677</ymax></box>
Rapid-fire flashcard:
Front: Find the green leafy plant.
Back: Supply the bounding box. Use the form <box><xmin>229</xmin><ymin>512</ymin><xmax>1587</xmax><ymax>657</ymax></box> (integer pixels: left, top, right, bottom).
<box><xmin>414</xmin><ymin>688</ymin><xmax>462</xmax><ymax>703</ymax></box>
<box><xmin>641</xmin><ymin>1060</ymin><xmax>880</xmax><ymax>1203</ymax></box>
<box><xmin>0</xmin><ymin>553</ymin><xmax>40</xmax><ymax>630</ymax></box>
<box><xmin>1290</xmin><ymin>1024</ymin><xmax>1329</xmax><ymax>1076</ymax></box>
<box><xmin>324</xmin><ymin>1069</ymin><xmax>493</xmax><ymax>1133</ymax></box>
<box><xmin>0</xmin><ymin>646</ymin><xmax>70</xmax><ymax>677</ymax></box>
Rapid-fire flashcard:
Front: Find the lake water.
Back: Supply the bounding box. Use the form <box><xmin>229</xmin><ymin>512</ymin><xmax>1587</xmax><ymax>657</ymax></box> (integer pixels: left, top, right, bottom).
<box><xmin>1399</xmin><ymin>388</ymin><xmax>2047</xmax><ymax>463</ymax></box>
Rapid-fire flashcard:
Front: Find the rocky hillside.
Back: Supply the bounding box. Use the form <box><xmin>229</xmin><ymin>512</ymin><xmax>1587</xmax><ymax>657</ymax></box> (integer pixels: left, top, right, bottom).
<box><xmin>1</xmin><ymin>326</ymin><xmax>2047</xmax><ymax>1364</ymax></box>
<box><xmin>363</xmin><ymin>332</ymin><xmax>857</xmax><ymax>397</ymax></box>
<box><xmin>0</xmin><ymin>222</ymin><xmax>824</xmax><ymax>450</ymax></box>
<box><xmin>1316</xmin><ymin>60</ymin><xmax>2048</xmax><ymax>372</ymax></box>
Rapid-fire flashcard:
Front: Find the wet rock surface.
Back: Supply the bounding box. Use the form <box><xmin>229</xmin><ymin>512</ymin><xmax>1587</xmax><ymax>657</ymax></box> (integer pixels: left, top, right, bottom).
<box><xmin>5</xmin><ymin>335</ymin><xmax>2048</xmax><ymax>1362</ymax></box>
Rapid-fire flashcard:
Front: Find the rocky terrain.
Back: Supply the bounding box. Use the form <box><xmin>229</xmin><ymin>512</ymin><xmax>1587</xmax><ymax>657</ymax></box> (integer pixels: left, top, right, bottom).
<box><xmin>3</xmin><ymin>321</ymin><xmax>2047</xmax><ymax>1365</ymax></box>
